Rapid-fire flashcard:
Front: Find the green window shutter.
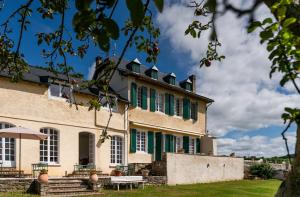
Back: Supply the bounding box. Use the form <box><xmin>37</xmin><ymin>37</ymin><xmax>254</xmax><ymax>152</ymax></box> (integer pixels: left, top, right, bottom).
<box><xmin>170</xmin><ymin>135</ymin><xmax>174</xmax><ymax>153</ymax></box>
<box><xmin>150</xmin><ymin>89</ymin><xmax>156</xmax><ymax>112</ymax></box>
<box><xmin>131</xmin><ymin>83</ymin><xmax>137</xmax><ymax>107</ymax></box>
<box><xmin>141</xmin><ymin>86</ymin><xmax>148</xmax><ymax>110</ymax></box>
<box><xmin>183</xmin><ymin>98</ymin><xmax>191</xmax><ymax>119</ymax></box>
<box><xmin>165</xmin><ymin>93</ymin><xmax>170</xmax><ymax>115</ymax></box>
<box><xmin>169</xmin><ymin>94</ymin><xmax>174</xmax><ymax>116</ymax></box>
<box><xmin>130</xmin><ymin>129</ymin><xmax>137</xmax><ymax>153</ymax></box>
<box><xmin>195</xmin><ymin>102</ymin><xmax>198</xmax><ymax>120</ymax></box>
<box><xmin>196</xmin><ymin>138</ymin><xmax>201</xmax><ymax>153</ymax></box>
<box><xmin>183</xmin><ymin>136</ymin><xmax>189</xmax><ymax>153</ymax></box>
<box><xmin>155</xmin><ymin>133</ymin><xmax>162</xmax><ymax>161</ymax></box>
<box><xmin>148</xmin><ymin>131</ymin><xmax>154</xmax><ymax>154</ymax></box>
<box><xmin>165</xmin><ymin>134</ymin><xmax>170</xmax><ymax>152</ymax></box>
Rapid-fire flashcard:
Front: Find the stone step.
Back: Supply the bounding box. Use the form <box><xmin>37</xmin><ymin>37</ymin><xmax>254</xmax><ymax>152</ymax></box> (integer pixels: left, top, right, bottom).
<box><xmin>46</xmin><ymin>191</ymin><xmax>100</xmax><ymax>197</ymax></box>
<box><xmin>47</xmin><ymin>188</ymin><xmax>95</xmax><ymax>195</ymax></box>
<box><xmin>48</xmin><ymin>180</ymin><xmax>86</xmax><ymax>184</ymax></box>
<box><xmin>48</xmin><ymin>187</ymin><xmax>92</xmax><ymax>193</ymax></box>
<box><xmin>48</xmin><ymin>184</ymin><xmax>88</xmax><ymax>188</ymax></box>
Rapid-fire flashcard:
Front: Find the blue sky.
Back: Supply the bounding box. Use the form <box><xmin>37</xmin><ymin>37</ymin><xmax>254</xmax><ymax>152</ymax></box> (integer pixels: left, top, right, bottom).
<box><xmin>1</xmin><ymin>1</ymin><xmax>298</xmax><ymax>157</ymax></box>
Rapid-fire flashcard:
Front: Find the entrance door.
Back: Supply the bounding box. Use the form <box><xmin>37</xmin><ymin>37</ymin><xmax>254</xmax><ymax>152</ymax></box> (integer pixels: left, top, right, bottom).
<box><xmin>79</xmin><ymin>132</ymin><xmax>95</xmax><ymax>165</ymax></box>
<box><xmin>155</xmin><ymin>132</ymin><xmax>162</xmax><ymax>161</ymax></box>
<box><xmin>88</xmin><ymin>134</ymin><xmax>95</xmax><ymax>164</ymax></box>
<box><xmin>0</xmin><ymin>123</ymin><xmax>16</xmax><ymax>167</ymax></box>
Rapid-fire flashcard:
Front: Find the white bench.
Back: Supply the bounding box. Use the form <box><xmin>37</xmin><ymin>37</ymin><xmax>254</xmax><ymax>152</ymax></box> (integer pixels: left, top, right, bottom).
<box><xmin>111</xmin><ymin>176</ymin><xmax>146</xmax><ymax>191</ymax></box>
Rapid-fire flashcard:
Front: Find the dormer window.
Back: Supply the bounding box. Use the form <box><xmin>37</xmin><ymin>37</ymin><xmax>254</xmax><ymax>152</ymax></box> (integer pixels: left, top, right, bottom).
<box><xmin>163</xmin><ymin>73</ymin><xmax>176</xmax><ymax>85</ymax></box>
<box><xmin>126</xmin><ymin>58</ymin><xmax>141</xmax><ymax>73</ymax></box>
<box><xmin>49</xmin><ymin>83</ymin><xmax>72</xmax><ymax>99</ymax></box>
<box><xmin>145</xmin><ymin>65</ymin><xmax>159</xmax><ymax>80</ymax></box>
<box><xmin>180</xmin><ymin>78</ymin><xmax>192</xmax><ymax>91</ymax></box>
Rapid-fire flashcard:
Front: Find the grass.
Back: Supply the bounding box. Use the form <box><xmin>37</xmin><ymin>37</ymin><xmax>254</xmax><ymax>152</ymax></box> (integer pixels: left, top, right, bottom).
<box><xmin>0</xmin><ymin>179</ymin><xmax>281</xmax><ymax>197</ymax></box>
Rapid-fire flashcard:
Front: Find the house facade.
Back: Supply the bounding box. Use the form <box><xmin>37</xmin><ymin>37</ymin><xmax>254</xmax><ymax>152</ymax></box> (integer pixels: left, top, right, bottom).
<box><xmin>107</xmin><ymin>58</ymin><xmax>216</xmax><ymax>165</ymax></box>
<box><xmin>0</xmin><ymin>58</ymin><xmax>216</xmax><ymax>177</ymax></box>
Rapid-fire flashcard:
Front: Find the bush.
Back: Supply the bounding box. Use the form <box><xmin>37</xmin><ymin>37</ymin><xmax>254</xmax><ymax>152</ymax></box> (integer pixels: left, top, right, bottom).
<box><xmin>249</xmin><ymin>163</ymin><xmax>276</xmax><ymax>179</ymax></box>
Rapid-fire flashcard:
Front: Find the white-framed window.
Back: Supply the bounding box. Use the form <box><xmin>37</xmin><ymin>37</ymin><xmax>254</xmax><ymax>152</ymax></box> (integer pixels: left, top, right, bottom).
<box><xmin>156</xmin><ymin>93</ymin><xmax>164</xmax><ymax>113</ymax></box>
<box><xmin>0</xmin><ymin>122</ymin><xmax>15</xmax><ymax>165</ymax></box>
<box><xmin>49</xmin><ymin>83</ymin><xmax>72</xmax><ymax>100</ymax></box>
<box><xmin>40</xmin><ymin>128</ymin><xmax>59</xmax><ymax>164</ymax></box>
<box><xmin>174</xmin><ymin>98</ymin><xmax>182</xmax><ymax>117</ymax></box>
<box><xmin>111</xmin><ymin>136</ymin><xmax>123</xmax><ymax>164</ymax></box>
<box><xmin>189</xmin><ymin>138</ymin><xmax>195</xmax><ymax>154</ymax></box>
<box><xmin>136</xmin><ymin>130</ymin><xmax>147</xmax><ymax>152</ymax></box>
<box><xmin>101</xmin><ymin>96</ymin><xmax>118</xmax><ymax>112</ymax></box>
<box><xmin>137</xmin><ymin>86</ymin><xmax>142</xmax><ymax>107</ymax></box>
<box><xmin>175</xmin><ymin>136</ymin><xmax>182</xmax><ymax>153</ymax></box>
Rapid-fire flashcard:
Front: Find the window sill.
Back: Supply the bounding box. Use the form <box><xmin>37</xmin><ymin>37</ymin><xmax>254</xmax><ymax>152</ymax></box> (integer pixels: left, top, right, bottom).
<box><xmin>48</xmin><ymin>96</ymin><xmax>68</xmax><ymax>102</ymax></box>
<box><xmin>109</xmin><ymin>163</ymin><xmax>123</xmax><ymax>168</ymax></box>
<box><xmin>40</xmin><ymin>163</ymin><xmax>61</xmax><ymax>167</ymax></box>
<box><xmin>135</xmin><ymin>151</ymin><xmax>149</xmax><ymax>155</ymax></box>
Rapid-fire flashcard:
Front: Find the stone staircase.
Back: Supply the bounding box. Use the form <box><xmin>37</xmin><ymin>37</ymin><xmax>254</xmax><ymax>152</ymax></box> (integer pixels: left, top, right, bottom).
<box><xmin>40</xmin><ymin>178</ymin><xmax>100</xmax><ymax>196</ymax></box>
<box><xmin>66</xmin><ymin>170</ymin><xmax>109</xmax><ymax>178</ymax></box>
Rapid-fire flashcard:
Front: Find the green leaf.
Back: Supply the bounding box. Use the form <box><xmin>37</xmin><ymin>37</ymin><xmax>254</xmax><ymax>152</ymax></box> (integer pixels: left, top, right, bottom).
<box><xmin>126</xmin><ymin>0</ymin><xmax>144</xmax><ymax>26</ymax></box>
<box><xmin>283</xmin><ymin>17</ymin><xmax>296</xmax><ymax>27</ymax></box>
<box><xmin>262</xmin><ymin>18</ymin><xmax>273</xmax><ymax>25</ymax></box>
<box><xmin>247</xmin><ymin>21</ymin><xmax>261</xmax><ymax>33</ymax></box>
<box><xmin>190</xmin><ymin>29</ymin><xmax>196</xmax><ymax>38</ymax></box>
<box><xmin>280</xmin><ymin>75</ymin><xmax>289</xmax><ymax>86</ymax></box>
<box><xmin>154</xmin><ymin>0</ymin><xmax>164</xmax><ymax>12</ymax></box>
<box><xmin>204</xmin><ymin>0</ymin><xmax>216</xmax><ymax>12</ymax></box>
<box><xmin>103</xmin><ymin>19</ymin><xmax>119</xmax><ymax>40</ymax></box>
<box><xmin>260</xmin><ymin>30</ymin><xmax>273</xmax><ymax>40</ymax></box>
<box><xmin>97</xmin><ymin>30</ymin><xmax>110</xmax><ymax>52</ymax></box>
<box><xmin>277</xmin><ymin>6</ymin><xmax>287</xmax><ymax>21</ymax></box>
<box><xmin>75</xmin><ymin>0</ymin><xmax>93</xmax><ymax>11</ymax></box>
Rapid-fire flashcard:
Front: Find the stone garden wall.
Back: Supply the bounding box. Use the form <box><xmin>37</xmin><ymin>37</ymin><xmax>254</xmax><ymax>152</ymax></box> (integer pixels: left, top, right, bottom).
<box><xmin>166</xmin><ymin>153</ymin><xmax>244</xmax><ymax>185</ymax></box>
<box><xmin>0</xmin><ymin>178</ymin><xmax>36</xmax><ymax>193</ymax></box>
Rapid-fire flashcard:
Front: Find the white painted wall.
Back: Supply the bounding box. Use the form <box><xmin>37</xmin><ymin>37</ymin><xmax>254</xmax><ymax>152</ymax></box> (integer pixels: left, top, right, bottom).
<box><xmin>166</xmin><ymin>153</ymin><xmax>244</xmax><ymax>185</ymax></box>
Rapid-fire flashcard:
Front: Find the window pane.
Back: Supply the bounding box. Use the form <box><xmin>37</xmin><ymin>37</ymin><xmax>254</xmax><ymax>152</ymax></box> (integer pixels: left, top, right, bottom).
<box><xmin>137</xmin><ymin>87</ymin><xmax>142</xmax><ymax>107</ymax></box>
<box><xmin>40</xmin><ymin>128</ymin><xmax>59</xmax><ymax>164</ymax></box>
<box><xmin>49</xmin><ymin>84</ymin><xmax>60</xmax><ymax>97</ymax></box>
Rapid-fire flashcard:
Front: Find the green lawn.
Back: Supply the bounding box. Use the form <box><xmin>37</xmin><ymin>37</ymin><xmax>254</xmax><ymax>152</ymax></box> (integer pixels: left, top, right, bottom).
<box><xmin>0</xmin><ymin>179</ymin><xmax>281</xmax><ymax>197</ymax></box>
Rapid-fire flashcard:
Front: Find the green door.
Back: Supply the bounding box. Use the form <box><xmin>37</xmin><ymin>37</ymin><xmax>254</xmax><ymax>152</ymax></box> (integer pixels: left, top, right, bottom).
<box><xmin>155</xmin><ymin>132</ymin><xmax>162</xmax><ymax>161</ymax></box>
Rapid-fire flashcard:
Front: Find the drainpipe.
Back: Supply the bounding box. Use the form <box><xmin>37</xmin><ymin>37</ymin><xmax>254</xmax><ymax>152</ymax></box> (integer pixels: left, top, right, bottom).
<box><xmin>124</xmin><ymin>103</ymin><xmax>129</xmax><ymax>166</ymax></box>
<box><xmin>205</xmin><ymin>102</ymin><xmax>213</xmax><ymax>135</ymax></box>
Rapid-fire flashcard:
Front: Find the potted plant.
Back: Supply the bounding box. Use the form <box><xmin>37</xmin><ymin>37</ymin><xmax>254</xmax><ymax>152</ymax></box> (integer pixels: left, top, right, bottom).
<box><xmin>38</xmin><ymin>169</ymin><xmax>48</xmax><ymax>184</ymax></box>
<box><xmin>141</xmin><ymin>169</ymin><xmax>150</xmax><ymax>176</ymax></box>
<box><xmin>114</xmin><ymin>169</ymin><xmax>123</xmax><ymax>176</ymax></box>
<box><xmin>89</xmin><ymin>169</ymin><xmax>98</xmax><ymax>183</ymax></box>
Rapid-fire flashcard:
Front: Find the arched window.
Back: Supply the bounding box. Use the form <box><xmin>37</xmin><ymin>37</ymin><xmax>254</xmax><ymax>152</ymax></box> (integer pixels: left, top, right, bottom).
<box><xmin>111</xmin><ymin>136</ymin><xmax>123</xmax><ymax>164</ymax></box>
<box><xmin>40</xmin><ymin>128</ymin><xmax>59</xmax><ymax>164</ymax></box>
<box><xmin>0</xmin><ymin>122</ymin><xmax>15</xmax><ymax>167</ymax></box>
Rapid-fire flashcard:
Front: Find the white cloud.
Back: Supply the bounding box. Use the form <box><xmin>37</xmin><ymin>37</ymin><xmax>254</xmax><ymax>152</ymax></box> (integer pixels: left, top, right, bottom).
<box><xmin>217</xmin><ymin>132</ymin><xmax>296</xmax><ymax>157</ymax></box>
<box><xmin>88</xmin><ymin>62</ymin><xmax>96</xmax><ymax>80</ymax></box>
<box><xmin>157</xmin><ymin>2</ymin><xmax>300</xmax><ymax>137</ymax></box>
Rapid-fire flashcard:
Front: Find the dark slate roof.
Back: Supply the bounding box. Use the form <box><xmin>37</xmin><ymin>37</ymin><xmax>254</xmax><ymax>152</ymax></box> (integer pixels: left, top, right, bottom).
<box><xmin>0</xmin><ymin>66</ymin><xmax>128</xmax><ymax>102</ymax></box>
<box><xmin>110</xmin><ymin>57</ymin><xmax>214</xmax><ymax>103</ymax></box>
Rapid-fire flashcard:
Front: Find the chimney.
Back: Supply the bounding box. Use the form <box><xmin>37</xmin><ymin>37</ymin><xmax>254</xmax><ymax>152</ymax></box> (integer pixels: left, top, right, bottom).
<box><xmin>95</xmin><ymin>56</ymin><xmax>103</xmax><ymax>68</ymax></box>
<box><xmin>189</xmin><ymin>75</ymin><xmax>196</xmax><ymax>92</ymax></box>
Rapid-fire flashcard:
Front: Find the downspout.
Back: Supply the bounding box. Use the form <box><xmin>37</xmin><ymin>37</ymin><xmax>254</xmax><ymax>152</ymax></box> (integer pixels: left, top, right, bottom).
<box><xmin>124</xmin><ymin>103</ymin><xmax>129</xmax><ymax>165</ymax></box>
<box><xmin>205</xmin><ymin>102</ymin><xmax>213</xmax><ymax>135</ymax></box>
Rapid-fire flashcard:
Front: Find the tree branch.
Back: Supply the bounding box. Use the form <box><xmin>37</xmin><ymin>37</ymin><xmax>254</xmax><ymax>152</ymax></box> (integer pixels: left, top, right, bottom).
<box><xmin>281</xmin><ymin>121</ymin><xmax>292</xmax><ymax>165</ymax></box>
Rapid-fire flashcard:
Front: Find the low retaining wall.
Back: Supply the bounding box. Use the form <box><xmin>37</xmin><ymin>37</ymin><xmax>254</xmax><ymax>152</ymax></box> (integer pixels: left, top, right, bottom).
<box><xmin>0</xmin><ymin>178</ymin><xmax>36</xmax><ymax>193</ymax></box>
<box><xmin>166</xmin><ymin>153</ymin><xmax>244</xmax><ymax>185</ymax></box>
<box><xmin>143</xmin><ymin>176</ymin><xmax>167</xmax><ymax>185</ymax></box>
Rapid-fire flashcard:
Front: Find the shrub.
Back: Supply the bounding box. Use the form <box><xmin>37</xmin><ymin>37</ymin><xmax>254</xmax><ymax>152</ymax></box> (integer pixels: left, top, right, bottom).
<box><xmin>249</xmin><ymin>163</ymin><xmax>276</xmax><ymax>179</ymax></box>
